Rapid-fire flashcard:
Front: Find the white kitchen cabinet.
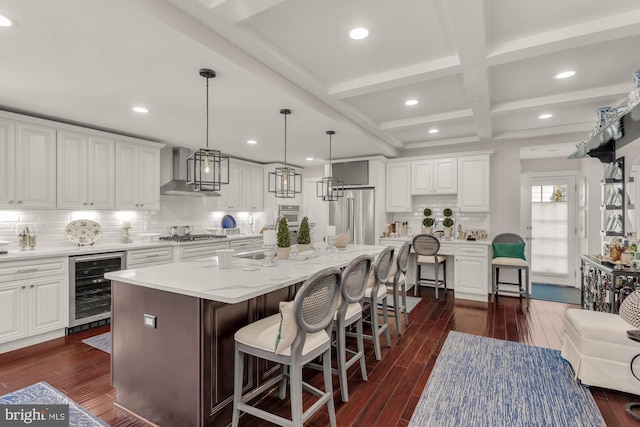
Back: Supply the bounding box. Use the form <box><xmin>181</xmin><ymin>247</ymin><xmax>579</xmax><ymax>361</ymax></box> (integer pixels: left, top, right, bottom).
<box><xmin>115</xmin><ymin>141</ymin><xmax>161</xmax><ymax>210</ymax></box>
<box><xmin>0</xmin><ymin>121</ymin><xmax>57</xmax><ymax>209</ymax></box>
<box><xmin>230</xmin><ymin>236</ymin><xmax>263</xmax><ymax>251</ymax></box>
<box><xmin>127</xmin><ymin>246</ymin><xmax>174</xmax><ymax>268</ymax></box>
<box><xmin>0</xmin><ymin>257</ymin><xmax>68</xmax><ymax>346</ymax></box>
<box><xmin>177</xmin><ymin>242</ymin><xmax>229</xmax><ymax>262</ymax></box>
<box><xmin>242</xmin><ymin>164</ymin><xmax>264</xmax><ymax>211</ymax></box>
<box><xmin>218</xmin><ymin>161</ymin><xmax>243</xmax><ymax>210</ymax></box>
<box><xmin>458</xmin><ymin>155</ymin><xmax>490</xmax><ymax>212</ymax></box>
<box><xmin>411</xmin><ymin>158</ymin><xmax>457</xmax><ymax>195</ymax></box>
<box><xmin>453</xmin><ymin>244</ymin><xmax>489</xmax><ymax>301</ymax></box>
<box><xmin>386</xmin><ymin>162</ymin><xmax>412</xmax><ymax>212</ymax></box>
<box><xmin>57</xmin><ymin>131</ymin><xmax>115</xmax><ymax>209</ymax></box>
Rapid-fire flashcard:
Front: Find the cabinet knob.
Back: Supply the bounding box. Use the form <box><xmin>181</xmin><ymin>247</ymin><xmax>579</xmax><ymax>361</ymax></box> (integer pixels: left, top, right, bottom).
<box><xmin>83</xmin><ymin>202</ymin><xmax>87</xmax><ymax>206</ymax></box>
<box><xmin>140</xmin><ymin>203</ymin><xmax>144</xmax><ymax>207</ymax></box>
<box><xmin>30</xmin><ymin>284</ymin><xmax>34</xmax><ymax>288</ymax></box>
<box><xmin>135</xmin><ymin>204</ymin><xmax>139</xmax><ymax>207</ymax></box>
<box><xmin>90</xmin><ymin>202</ymin><xmax>94</xmax><ymax>206</ymax></box>
<box><xmin>21</xmin><ymin>285</ymin><xmax>26</xmax><ymax>289</ymax></box>
<box><xmin>8</xmin><ymin>200</ymin><xmax>14</xmax><ymax>204</ymax></box>
<box><xmin>17</xmin><ymin>200</ymin><xmax>22</xmax><ymax>204</ymax></box>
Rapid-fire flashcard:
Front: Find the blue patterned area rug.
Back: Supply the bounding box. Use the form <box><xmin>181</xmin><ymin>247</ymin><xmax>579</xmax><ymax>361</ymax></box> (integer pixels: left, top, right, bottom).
<box><xmin>410</xmin><ymin>331</ymin><xmax>605</xmax><ymax>426</ymax></box>
<box><xmin>82</xmin><ymin>332</ymin><xmax>111</xmax><ymax>354</ymax></box>
<box><xmin>0</xmin><ymin>381</ymin><xmax>108</xmax><ymax>426</ymax></box>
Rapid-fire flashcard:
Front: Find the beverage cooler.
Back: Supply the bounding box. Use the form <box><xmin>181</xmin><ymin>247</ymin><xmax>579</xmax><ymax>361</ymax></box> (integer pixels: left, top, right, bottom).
<box><xmin>68</xmin><ymin>252</ymin><xmax>125</xmax><ymax>334</ymax></box>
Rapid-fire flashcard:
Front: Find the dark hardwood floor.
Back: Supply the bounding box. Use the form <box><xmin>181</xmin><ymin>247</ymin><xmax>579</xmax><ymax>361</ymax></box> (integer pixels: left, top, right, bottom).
<box><xmin>1</xmin><ymin>291</ymin><xmax>639</xmax><ymax>426</ymax></box>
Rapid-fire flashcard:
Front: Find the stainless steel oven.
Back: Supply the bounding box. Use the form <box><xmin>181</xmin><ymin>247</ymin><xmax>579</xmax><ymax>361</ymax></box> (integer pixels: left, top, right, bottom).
<box><xmin>68</xmin><ymin>252</ymin><xmax>126</xmax><ymax>334</ymax></box>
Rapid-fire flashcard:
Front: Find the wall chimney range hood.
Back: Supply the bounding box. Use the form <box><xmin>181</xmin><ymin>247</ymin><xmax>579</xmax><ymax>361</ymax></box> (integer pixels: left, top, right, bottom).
<box><xmin>569</xmin><ymin>103</ymin><xmax>640</xmax><ymax>163</ymax></box>
<box><xmin>160</xmin><ymin>147</ymin><xmax>220</xmax><ymax>196</ymax></box>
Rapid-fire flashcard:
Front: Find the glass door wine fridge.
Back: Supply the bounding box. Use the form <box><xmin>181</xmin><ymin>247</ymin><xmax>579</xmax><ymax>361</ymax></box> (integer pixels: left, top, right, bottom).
<box><xmin>68</xmin><ymin>252</ymin><xmax>125</xmax><ymax>333</ymax></box>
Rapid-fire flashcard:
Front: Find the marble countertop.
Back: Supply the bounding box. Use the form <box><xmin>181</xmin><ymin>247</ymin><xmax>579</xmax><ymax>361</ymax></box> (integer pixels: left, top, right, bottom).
<box><xmin>105</xmin><ymin>245</ymin><xmax>385</xmax><ymax>304</ymax></box>
<box><xmin>0</xmin><ymin>234</ymin><xmax>263</xmax><ymax>262</ymax></box>
<box><xmin>379</xmin><ymin>236</ymin><xmax>491</xmax><ymax>245</ymax></box>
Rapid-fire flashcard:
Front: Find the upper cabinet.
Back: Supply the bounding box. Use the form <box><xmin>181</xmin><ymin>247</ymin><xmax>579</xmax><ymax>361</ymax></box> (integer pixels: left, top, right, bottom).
<box><xmin>57</xmin><ymin>131</ymin><xmax>115</xmax><ymax>209</ymax></box>
<box><xmin>411</xmin><ymin>157</ymin><xmax>457</xmax><ymax>195</ymax></box>
<box><xmin>458</xmin><ymin>155</ymin><xmax>490</xmax><ymax>212</ymax></box>
<box><xmin>115</xmin><ymin>141</ymin><xmax>161</xmax><ymax>210</ymax></box>
<box><xmin>386</xmin><ymin>162</ymin><xmax>412</xmax><ymax>212</ymax></box>
<box><xmin>0</xmin><ymin>120</ymin><xmax>56</xmax><ymax>209</ymax></box>
<box><xmin>218</xmin><ymin>160</ymin><xmax>264</xmax><ymax>211</ymax></box>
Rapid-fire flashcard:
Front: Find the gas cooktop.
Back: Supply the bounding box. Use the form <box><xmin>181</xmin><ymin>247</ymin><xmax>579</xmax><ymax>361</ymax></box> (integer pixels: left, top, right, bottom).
<box><xmin>159</xmin><ymin>234</ymin><xmax>227</xmax><ymax>242</ymax></box>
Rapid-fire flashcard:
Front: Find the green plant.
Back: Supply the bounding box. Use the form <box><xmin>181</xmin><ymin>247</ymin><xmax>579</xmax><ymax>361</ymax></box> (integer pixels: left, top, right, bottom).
<box><xmin>277</xmin><ymin>217</ymin><xmax>290</xmax><ymax>248</ymax></box>
<box><xmin>423</xmin><ymin>208</ymin><xmax>432</xmax><ymax>217</ymax></box>
<box><xmin>297</xmin><ymin>216</ymin><xmax>311</xmax><ymax>244</ymax></box>
<box><xmin>443</xmin><ymin>208</ymin><xmax>453</xmax><ymax>217</ymax></box>
<box><xmin>443</xmin><ymin>217</ymin><xmax>454</xmax><ymax>228</ymax></box>
<box><xmin>422</xmin><ymin>217</ymin><xmax>434</xmax><ymax>227</ymax></box>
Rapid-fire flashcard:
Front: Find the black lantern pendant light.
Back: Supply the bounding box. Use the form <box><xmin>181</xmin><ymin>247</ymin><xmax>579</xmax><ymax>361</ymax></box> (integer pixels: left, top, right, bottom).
<box><xmin>186</xmin><ymin>68</ymin><xmax>229</xmax><ymax>192</ymax></box>
<box><xmin>317</xmin><ymin>130</ymin><xmax>344</xmax><ymax>201</ymax></box>
<box><xmin>268</xmin><ymin>109</ymin><xmax>302</xmax><ymax>198</ymax></box>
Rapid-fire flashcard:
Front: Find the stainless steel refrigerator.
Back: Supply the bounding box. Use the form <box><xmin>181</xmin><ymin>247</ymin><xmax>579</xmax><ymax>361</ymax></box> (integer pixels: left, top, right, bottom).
<box><xmin>328</xmin><ymin>188</ymin><xmax>375</xmax><ymax>245</ymax></box>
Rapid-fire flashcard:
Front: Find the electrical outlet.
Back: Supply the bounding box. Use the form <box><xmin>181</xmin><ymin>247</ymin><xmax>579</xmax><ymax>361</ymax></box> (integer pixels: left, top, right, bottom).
<box><xmin>143</xmin><ymin>314</ymin><xmax>156</xmax><ymax>328</ymax></box>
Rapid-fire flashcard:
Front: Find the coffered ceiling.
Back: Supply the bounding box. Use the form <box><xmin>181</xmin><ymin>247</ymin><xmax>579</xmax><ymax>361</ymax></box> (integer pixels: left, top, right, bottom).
<box><xmin>1</xmin><ymin>0</ymin><xmax>639</xmax><ymax>165</ymax></box>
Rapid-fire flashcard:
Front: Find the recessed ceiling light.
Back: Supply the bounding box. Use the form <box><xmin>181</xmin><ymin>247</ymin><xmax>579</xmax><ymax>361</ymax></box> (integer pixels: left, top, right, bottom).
<box><xmin>405</xmin><ymin>99</ymin><xmax>419</xmax><ymax>106</ymax></box>
<box><xmin>132</xmin><ymin>106</ymin><xmax>149</xmax><ymax>113</ymax></box>
<box><xmin>247</xmin><ymin>139</ymin><xmax>257</xmax><ymax>145</ymax></box>
<box><xmin>306</xmin><ymin>157</ymin><xmax>314</xmax><ymax>161</ymax></box>
<box><xmin>0</xmin><ymin>14</ymin><xmax>14</xmax><ymax>27</ymax></box>
<box><xmin>554</xmin><ymin>71</ymin><xmax>575</xmax><ymax>79</ymax></box>
<box><xmin>349</xmin><ymin>27</ymin><xmax>369</xmax><ymax>40</ymax></box>
<box><xmin>538</xmin><ymin>113</ymin><xmax>553</xmax><ymax>119</ymax></box>
<box><xmin>428</xmin><ymin>128</ymin><xmax>439</xmax><ymax>134</ymax></box>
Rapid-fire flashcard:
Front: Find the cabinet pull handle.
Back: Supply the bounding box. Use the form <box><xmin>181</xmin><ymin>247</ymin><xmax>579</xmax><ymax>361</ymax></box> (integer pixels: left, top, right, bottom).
<box><xmin>146</xmin><ymin>254</ymin><xmax>159</xmax><ymax>258</ymax></box>
<box><xmin>17</xmin><ymin>268</ymin><xmax>38</xmax><ymax>274</ymax></box>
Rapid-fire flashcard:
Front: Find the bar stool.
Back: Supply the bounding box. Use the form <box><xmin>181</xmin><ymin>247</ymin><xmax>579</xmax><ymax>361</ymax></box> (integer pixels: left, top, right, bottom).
<box><xmin>334</xmin><ymin>254</ymin><xmax>372</xmax><ymax>402</ymax></box>
<box><xmin>232</xmin><ymin>267</ymin><xmax>341</xmax><ymax>427</ymax></box>
<box><xmin>412</xmin><ymin>234</ymin><xmax>447</xmax><ymax>299</ymax></box>
<box><xmin>387</xmin><ymin>241</ymin><xmax>411</xmax><ymax>335</ymax></box>
<box><xmin>491</xmin><ymin>233</ymin><xmax>530</xmax><ymax>300</ymax></box>
<box><xmin>362</xmin><ymin>246</ymin><xmax>394</xmax><ymax>360</ymax></box>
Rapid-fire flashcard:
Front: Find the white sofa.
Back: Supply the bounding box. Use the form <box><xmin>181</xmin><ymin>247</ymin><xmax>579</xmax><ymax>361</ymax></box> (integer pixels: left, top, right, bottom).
<box><xmin>561</xmin><ymin>308</ymin><xmax>640</xmax><ymax>395</ymax></box>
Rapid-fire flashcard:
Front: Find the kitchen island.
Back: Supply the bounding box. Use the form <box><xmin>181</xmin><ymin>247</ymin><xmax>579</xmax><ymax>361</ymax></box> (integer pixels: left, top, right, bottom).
<box><xmin>104</xmin><ymin>245</ymin><xmax>384</xmax><ymax>426</ymax></box>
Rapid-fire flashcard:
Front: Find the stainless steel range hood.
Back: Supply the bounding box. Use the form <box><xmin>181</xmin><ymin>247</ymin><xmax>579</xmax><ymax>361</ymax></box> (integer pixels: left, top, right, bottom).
<box><xmin>160</xmin><ymin>147</ymin><xmax>220</xmax><ymax>196</ymax></box>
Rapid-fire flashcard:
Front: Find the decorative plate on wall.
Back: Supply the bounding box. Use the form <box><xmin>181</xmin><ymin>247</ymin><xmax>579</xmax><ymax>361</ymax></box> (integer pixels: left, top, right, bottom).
<box><xmin>65</xmin><ymin>220</ymin><xmax>103</xmax><ymax>246</ymax></box>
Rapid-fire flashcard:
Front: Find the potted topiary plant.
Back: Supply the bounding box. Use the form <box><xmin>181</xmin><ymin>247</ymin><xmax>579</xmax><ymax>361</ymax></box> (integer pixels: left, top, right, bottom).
<box><xmin>422</xmin><ymin>208</ymin><xmax>434</xmax><ymax>234</ymax></box>
<box><xmin>297</xmin><ymin>216</ymin><xmax>311</xmax><ymax>252</ymax></box>
<box><xmin>276</xmin><ymin>216</ymin><xmax>291</xmax><ymax>259</ymax></box>
<box><xmin>442</xmin><ymin>208</ymin><xmax>454</xmax><ymax>238</ymax></box>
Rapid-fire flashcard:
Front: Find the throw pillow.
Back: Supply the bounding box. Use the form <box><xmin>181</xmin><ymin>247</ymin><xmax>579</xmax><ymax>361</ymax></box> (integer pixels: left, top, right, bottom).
<box><xmin>274</xmin><ymin>301</ymin><xmax>297</xmax><ymax>355</ymax></box>
<box><xmin>492</xmin><ymin>242</ymin><xmax>526</xmax><ymax>260</ymax></box>
<box><xmin>620</xmin><ymin>290</ymin><xmax>640</xmax><ymax>328</ymax></box>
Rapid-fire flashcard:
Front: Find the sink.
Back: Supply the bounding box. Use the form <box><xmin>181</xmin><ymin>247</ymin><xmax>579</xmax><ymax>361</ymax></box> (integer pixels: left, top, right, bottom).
<box><xmin>234</xmin><ymin>251</ymin><xmax>265</xmax><ymax>260</ymax></box>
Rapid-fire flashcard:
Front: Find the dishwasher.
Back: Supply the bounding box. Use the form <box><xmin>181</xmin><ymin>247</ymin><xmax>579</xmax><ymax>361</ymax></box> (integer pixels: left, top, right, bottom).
<box><xmin>67</xmin><ymin>252</ymin><xmax>126</xmax><ymax>334</ymax></box>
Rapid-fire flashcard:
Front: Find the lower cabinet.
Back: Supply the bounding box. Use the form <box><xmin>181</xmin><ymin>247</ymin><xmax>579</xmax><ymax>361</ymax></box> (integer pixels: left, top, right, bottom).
<box><xmin>126</xmin><ymin>246</ymin><xmax>174</xmax><ymax>268</ymax></box>
<box><xmin>177</xmin><ymin>242</ymin><xmax>229</xmax><ymax>262</ymax></box>
<box><xmin>0</xmin><ymin>274</ymin><xmax>68</xmax><ymax>344</ymax></box>
<box><xmin>453</xmin><ymin>244</ymin><xmax>489</xmax><ymax>301</ymax></box>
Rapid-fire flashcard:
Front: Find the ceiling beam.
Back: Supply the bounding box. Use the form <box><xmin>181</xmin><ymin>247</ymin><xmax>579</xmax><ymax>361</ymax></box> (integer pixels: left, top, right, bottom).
<box><xmin>329</xmin><ymin>56</ymin><xmax>461</xmax><ymax>99</ymax></box>
<box><xmin>379</xmin><ymin>109</ymin><xmax>473</xmax><ymax>130</ymax></box>
<box><xmin>405</xmin><ymin>136</ymin><xmax>481</xmax><ymax>150</ymax></box>
<box><xmin>487</xmin><ymin>10</ymin><xmax>640</xmax><ymax>66</ymax></box>
<box><xmin>492</xmin><ymin>84</ymin><xmax>630</xmax><ymax>115</ymax></box>
<box><xmin>493</xmin><ymin>122</ymin><xmax>592</xmax><ymax>141</ymax></box>
<box><xmin>442</xmin><ymin>0</ymin><xmax>492</xmax><ymax>140</ymax></box>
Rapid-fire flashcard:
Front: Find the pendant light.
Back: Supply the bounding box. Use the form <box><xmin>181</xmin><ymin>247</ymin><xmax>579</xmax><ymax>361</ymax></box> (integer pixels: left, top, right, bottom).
<box><xmin>186</xmin><ymin>68</ymin><xmax>229</xmax><ymax>192</ymax></box>
<box><xmin>268</xmin><ymin>109</ymin><xmax>302</xmax><ymax>198</ymax></box>
<box><xmin>316</xmin><ymin>130</ymin><xmax>344</xmax><ymax>201</ymax></box>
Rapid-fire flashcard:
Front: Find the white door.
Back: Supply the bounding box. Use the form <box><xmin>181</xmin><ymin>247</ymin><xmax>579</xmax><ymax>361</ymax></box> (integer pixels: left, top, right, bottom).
<box><xmin>57</xmin><ymin>131</ymin><xmax>88</xmax><ymax>209</ymax></box>
<box><xmin>0</xmin><ymin>119</ymin><xmax>16</xmax><ymax>208</ymax></box>
<box><xmin>0</xmin><ymin>281</ymin><xmax>26</xmax><ymax>343</ymax></box>
<box><xmin>88</xmin><ymin>136</ymin><xmax>115</xmax><ymax>209</ymax></box>
<box><xmin>529</xmin><ymin>175</ymin><xmax>577</xmax><ymax>287</ymax></box>
<box><xmin>115</xmin><ymin>142</ymin><xmax>139</xmax><ymax>209</ymax></box>
<box><xmin>28</xmin><ymin>275</ymin><xmax>67</xmax><ymax>335</ymax></box>
<box><xmin>138</xmin><ymin>146</ymin><xmax>160</xmax><ymax>210</ymax></box>
<box><xmin>15</xmin><ymin>122</ymin><xmax>57</xmax><ymax>209</ymax></box>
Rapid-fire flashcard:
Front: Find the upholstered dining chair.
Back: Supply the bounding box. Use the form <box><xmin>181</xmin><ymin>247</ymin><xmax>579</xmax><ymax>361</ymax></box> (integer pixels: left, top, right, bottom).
<box><xmin>363</xmin><ymin>246</ymin><xmax>394</xmax><ymax>360</ymax></box>
<box><xmin>387</xmin><ymin>241</ymin><xmax>411</xmax><ymax>335</ymax></box>
<box><xmin>412</xmin><ymin>234</ymin><xmax>447</xmax><ymax>299</ymax></box>
<box><xmin>491</xmin><ymin>233</ymin><xmax>530</xmax><ymax>300</ymax></box>
<box><xmin>232</xmin><ymin>267</ymin><xmax>342</xmax><ymax>427</ymax></box>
